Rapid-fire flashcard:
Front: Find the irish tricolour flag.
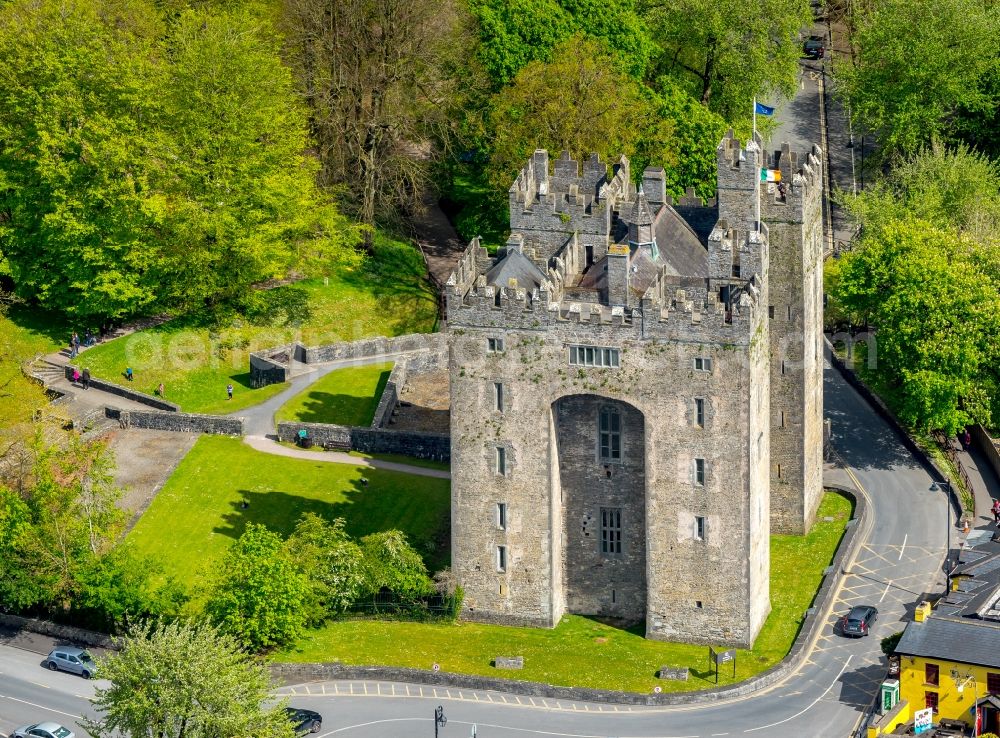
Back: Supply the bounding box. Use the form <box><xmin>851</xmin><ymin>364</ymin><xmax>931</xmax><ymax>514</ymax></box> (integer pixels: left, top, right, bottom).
<box><xmin>760</xmin><ymin>168</ymin><xmax>782</xmax><ymax>183</ymax></box>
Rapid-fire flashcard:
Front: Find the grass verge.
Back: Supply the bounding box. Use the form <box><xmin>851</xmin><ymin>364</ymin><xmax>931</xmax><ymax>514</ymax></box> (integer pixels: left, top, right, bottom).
<box><xmin>274</xmin><ymin>491</ymin><xmax>853</xmax><ymax>693</ymax></box>
<box><xmin>276</xmin><ymin>364</ymin><xmax>392</xmax><ymax>427</ymax></box>
<box><xmin>0</xmin><ymin>305</ymin><xmax>66</xmax><ymax>427</ymax></box>
<box><xmin>124</xmin><ymin>435</ymin><xmax>450</xmax><ymax>602</ymax></box>
<box><xmin>79</xmin><ymin>232</ymin><xmax>437</xmax><ymax>414</ymax></box>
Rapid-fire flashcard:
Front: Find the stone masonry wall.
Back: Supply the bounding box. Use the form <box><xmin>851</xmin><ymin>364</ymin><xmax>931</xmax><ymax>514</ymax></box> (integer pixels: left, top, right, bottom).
<box><xmin>108</xmin><ymin>407</ymin><xmax>244</xmax><ymax>435</ymax></box>
<box><xmin>276</xmin><ymin>421</ymin><xmax>449</xmax><ymax>462</ymax></box>
<box><xmin>304</xmin><ymin>332</ymin><xmax>447</xmax><ymax>365</ymax></box>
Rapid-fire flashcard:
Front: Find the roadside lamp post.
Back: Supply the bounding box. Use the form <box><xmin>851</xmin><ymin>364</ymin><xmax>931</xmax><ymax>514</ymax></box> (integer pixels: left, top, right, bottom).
<box><xmin>937</xmin><ymin>479</ymin><xmax>953</xmax><ymax>591</ymax></box>
<box><xmin>434</xmin><ymin>705</ymin><xmax>447</xmax><ymax>737</ymax></box>
<box><xmin>957</xmin><ymin>673</ymin><xmax>980</xmax><ymax>737</ymax></box>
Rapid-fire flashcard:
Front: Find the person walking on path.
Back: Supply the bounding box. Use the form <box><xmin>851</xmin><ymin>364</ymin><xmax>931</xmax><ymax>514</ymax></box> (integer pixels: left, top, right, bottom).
<box><xmin>963</xmin><ymin>429</ymin><xmax>972</xmax><ymax>451</ymax></box>
<box><xmin>81</xmin><ymin>368</ymin><xmax>90</xmax><ymax>390</ymax></box>
<box><xmin>70</xmin><ymin>332</ymin><xmax>80</xmax><ymax>358</ymax></box>
<box><xmin>125</xmin><ymin>367</ymin><xmax>133</xmax><ymax>381</ymax></box>
<box><xmin>226</xmin><ymin>383</ymin><xmax>234</xmax><ymax>400</ymax></box>
<box><xmin>992</xmin><ymin>499</ymin><xmax>1000</xmax><ymax>525</ymax></box>
<box><xmin>157</xmin><ymin>382</ymin><xmax>165</xmax><ymax>397</ymax></box>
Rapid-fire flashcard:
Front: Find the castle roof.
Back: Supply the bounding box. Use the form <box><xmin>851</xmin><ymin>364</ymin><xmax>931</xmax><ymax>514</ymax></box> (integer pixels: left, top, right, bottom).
<box><xmin>629</xmin><ymin>189</ymin><xmax>654</xmax><ymax>228</ymax></box>
<box><xmin>653</xmin><ymin>204</ymin><xmax>709</xmax><ymax>278</ymax></box>
<box><xmin>485</xmin><ymin>248</ymin><xmax>547</xmax><ymax>292</ymax></box>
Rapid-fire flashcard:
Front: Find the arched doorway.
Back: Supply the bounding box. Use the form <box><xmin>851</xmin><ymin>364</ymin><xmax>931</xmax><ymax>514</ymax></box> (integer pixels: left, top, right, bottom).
<box><xmin>552</xmin><ymin>395</ymin><xmax>647</xmax><ymax>622</ymax></box>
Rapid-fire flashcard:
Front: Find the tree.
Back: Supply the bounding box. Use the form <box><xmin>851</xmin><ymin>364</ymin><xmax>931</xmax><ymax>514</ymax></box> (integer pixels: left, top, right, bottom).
<box><xmin>486</xmin><ymin>36</ymin><xmax>673</xmax><ymax>193</ymax></box>
<box><xmin>835</xmin><ymin>0</ymin><xmax>1000</xmax><ymax>159</ymax></box>
<box><xmin>85</xmin><ymin>620</ymin><xmax>295</xmax><ymax>738</ymax></box>
<box><xmin>285</xmin><ymin>513</ymin><xmax>364</xmax><ymax>625</ymax></box>
<box><xmin>359</xmin><ymin>530</ymin><xmax>434</xmax><ymax>600</ymax></box>
<box><xmin>644</xmin><ymin>0</ymin><xmax>811</xmax><ymax>122</ymax></box>
<box><xmin>207</xmin><ymin>524</ymin><xmax>308</xmax><ymax>651</ymax></box>
<box><xmin>280</xmin><ymin>0</ymin><xmax>474</xmax><ymax>231</ymax></box>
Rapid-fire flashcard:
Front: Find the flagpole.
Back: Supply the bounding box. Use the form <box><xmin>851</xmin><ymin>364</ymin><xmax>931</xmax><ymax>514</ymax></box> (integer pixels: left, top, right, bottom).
<box><xmin>753</xmin><ymin>97</ymin><xmax>760</xmax><ymax>233</ymax></box>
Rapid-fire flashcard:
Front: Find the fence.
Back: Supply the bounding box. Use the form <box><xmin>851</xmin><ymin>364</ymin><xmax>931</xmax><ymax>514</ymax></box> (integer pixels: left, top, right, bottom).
<box><xmin>933</xmin><ymin>430</ymin><xmax>975</xmax><ymax>516</ymax></box>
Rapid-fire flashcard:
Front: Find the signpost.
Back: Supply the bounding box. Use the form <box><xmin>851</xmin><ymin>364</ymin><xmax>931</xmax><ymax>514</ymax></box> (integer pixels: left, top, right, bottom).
<box><xmin>913</xmin><ymin>707</ymin><xmax>933</xmax><ymax>735</ymax></box>
<box><xmin>709</xmin><ymin>647</ymin><xmax>737</xmax><ymax>684</ymax></box>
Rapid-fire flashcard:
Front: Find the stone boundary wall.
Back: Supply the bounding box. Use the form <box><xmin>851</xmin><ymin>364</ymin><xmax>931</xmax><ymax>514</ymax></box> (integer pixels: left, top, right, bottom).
<box><xmin>269</xmin><ymin>484</ymin><xmax>867</xmax><ymax>705</ymax></box>
<box><xmin>107</xmin><ymin>407</ymin><xmax>244</xmax><ymax>436</ymax></box>
<box><xmin>65</xmin><ymin>364</ymin><xmax>179</xmax><ymax>412</ymax></box>
<box><xmin>971</xmin><ymin>424</ymin><xmax>1000</xmax><ymax>485</ymax></box>
<box><xmin>825</xmin><ymin>337</ymin><xmax>963</xmax><ymax>518</ymax></box>
<box><xmin>276</xmin><ymin>421</ymin><xmax>449</xmax><ymax>462</ymax></box>
<box><xmin>0</xmin><ymin>613</ymin><xmax>115</xmax><ymax>650</ymax></box>
<box><xmin>303</xmin><ymin>332</ymin><xmax>447</xmax><ymax>365</ymax></box>
<box><xmin>372</xmin><ymin>363</ymin><xmax>405</xmax><ymax>429</ymax></box>
<box><xmin>249</xmin><ymin>344</ymin><xmax>300</xmax><ymax>388</ymax></box>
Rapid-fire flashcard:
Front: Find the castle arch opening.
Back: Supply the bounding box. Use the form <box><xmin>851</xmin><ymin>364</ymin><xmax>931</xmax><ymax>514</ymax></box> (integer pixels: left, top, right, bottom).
<box><xmin>552</xmin><ymin>394</ymin><xmax>646</xmax><ymax>623</ymax></box>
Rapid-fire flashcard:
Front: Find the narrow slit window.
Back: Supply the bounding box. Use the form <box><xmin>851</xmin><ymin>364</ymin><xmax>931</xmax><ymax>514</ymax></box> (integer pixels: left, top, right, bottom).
<box><xmin>695</xmin><ymin>398</ymin><xmax>705</xmax><ymax>428</ymax></box>
<box><xmin>497</xmin><ymin>502</ymin><xmax>507</xmax><ymax>530</ymax></box>
<box><xmin>694</xmin><ymin>458</ymin><xmax>705</xmax><ymax>486</ymax></box>
<box><xmin>494</xmin><ymin>382</ymin><xmax>504</xmax><ymax>412</ymax></box>
<box><xmin>695</xmin><ymin>516</ymin><xmax>706</xmax><ymax>541</ymax></box>
<box><xmin>599</xmin><ymin>407</ymin><xmax>622</xmax><ymax>462</ymax></box>
<box><xmin>496</xmin><ymin>446</ymin><xmax>506</xmax><ymax>475</ymax></box>
<box><xmin>496</xmin><ymin>545</ymin><xmax>507</xmax><ymax>572</ymax></box>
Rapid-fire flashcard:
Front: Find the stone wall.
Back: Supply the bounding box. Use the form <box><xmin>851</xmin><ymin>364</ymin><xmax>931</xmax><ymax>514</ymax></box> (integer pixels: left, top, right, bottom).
<box><xmin>303</xmin><ymin>332</ymin><xmax>447</xmax><ymax>365</ymax></box>
<box><xmin>372</xmin><ymin>363</ymin><xmax>405</xmax><ymax>429</ymax></box>
<box><xmin>65</xmin><ymin>365</ymin><xmax>179</xmax><ymax>411</ymax></box>
<box><xmin>108</xmin><ymin>407</ymin><xmax>244</xmax><ymax>436</ymax></box>
<box><xmin>971</xmin><ymin>424</ymin><xmax>1000</xmax><ymax>484</ymax></box>
<box><xmin>249</xmin><ymin>345</ymin><xmax>297</xmax><ymax>388</ymax></box>
<box><xmin>0</xmin><ymin>613</ymin><xmax>115</xmax><ymax>649</ymax></box>
<box><xmin>276</xmin><ymin>421</ymin><xmax>449</xmax><ymax>461</ymax></box>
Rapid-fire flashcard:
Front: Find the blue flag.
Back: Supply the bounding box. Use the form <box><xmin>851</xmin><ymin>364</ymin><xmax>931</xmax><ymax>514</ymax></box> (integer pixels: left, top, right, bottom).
<box><xmin>755</xmin><ymin>102</ymin><xmax>775</xmax><ymax>116</ymax></box>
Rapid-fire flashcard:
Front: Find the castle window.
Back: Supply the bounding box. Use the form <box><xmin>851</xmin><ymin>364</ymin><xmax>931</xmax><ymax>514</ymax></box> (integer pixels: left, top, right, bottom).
<box><xmin>769</xmin><ymin>305</ymin><xmax>775</xmax><ymax>319</ymax></box>
<box><xmin>695</xmin><ymin>600</ymin><xmax>703</xmax><ymax>609</ymax></box>
<box><xmin>731</xmin><ymin>264</ymin><xmax>741</xmax><ymax>278</ymax></box>
<box><xmin>695</xmin><ymin>516</ymin><xmax>706</xmax><ymax>541</ymax></box>
<box><xmin>599</xmin><ymin>407</ymin><xmax>622</xmax><ymax>462</ymax></box>
<box><xmin>494</xmin><ymin>382</ymin><xmax>504</xmax><ymax>412</ymax></box>
<box><xmin>487</xmin><ymin>337</ymin><xmax>504</xmax><ymax>353</ymax></box>
<box><xmin>495</xmin><ymin>446</ymin><xmax>507</xmax><ymax>475</ymax></box>
<box><xmin>494</xmin><ymin>290</ymin><xmax>502</xmax><ymax>307</ymax></box>
<box><xmin>693</xmin><ymin>357</ymin><xmax>713</xmax><ymax>372</ymax></box>
<box><xmin>780</xmin><ymin>410</ymin><xmax>785</xmax><ymax>428</ymax></box>
<box><xmin>694</xmin><ymin>458</ymin><xmax>705</xmax><ymax>486</ymax></box>
<box><xmin>600</xmin><ymin>507</ymin><xmax>622</xmax><ymax>555</ymax></box>
<box><xmin>497</xmin><ymin>502</ymin><xmax>507</xmax><ymax>530</ymax></box>
<box><xmin>569</xmin><ymin>345</ymin><xmax>620</xmax><ymax>368</ymax></box>
<box><xmin>777</xmin><ymin>463</ymin><xmax>782</xmax><ymax>479</ymax></box>
<box><xmin>496</xmin><ymin>545</ymin><xmax>507</xmax><ymax>572</ymax></box>
<box><xmin>695</xmin><ymin>398</ymin><xmax>705</xmax><ymax>428</ymax></box>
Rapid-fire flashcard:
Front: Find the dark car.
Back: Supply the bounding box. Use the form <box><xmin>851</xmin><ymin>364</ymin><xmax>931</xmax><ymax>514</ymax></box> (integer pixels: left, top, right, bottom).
<box><xmin>840</xmin><ymin>605</ymin><xmax>878</xmax><ymax>637</ymax></box>
<box><xmin>803</xmin><ymin>35</ymin><xmax>825</xmax><ymax>59</ymax></box>
<box><xmin>285</xmin><ymin>707</ymin><xmax>322</xmax><ymax>735</ymax></box>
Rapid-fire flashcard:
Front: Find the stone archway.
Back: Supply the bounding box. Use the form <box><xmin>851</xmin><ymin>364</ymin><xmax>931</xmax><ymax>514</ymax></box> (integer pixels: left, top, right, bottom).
<box><xmin>551</xmin><ymin>395</ymin><xmax>647</xmax><ymax>622</ymax></box>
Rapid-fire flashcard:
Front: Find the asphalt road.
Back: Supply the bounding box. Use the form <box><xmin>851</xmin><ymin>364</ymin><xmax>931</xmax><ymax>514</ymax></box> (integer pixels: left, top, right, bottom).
<box><xmin>0</xmin><ymin>362</ymin><xmax>949</xmax><ymax>738</ymax></box>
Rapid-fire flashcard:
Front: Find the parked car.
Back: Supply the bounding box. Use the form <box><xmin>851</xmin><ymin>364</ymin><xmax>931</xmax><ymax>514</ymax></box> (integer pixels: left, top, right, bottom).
<box><xmin>285</xmin><ymin>707</ymin><xmax>323</xmax><ymax>735</ymax></box>
<box><xmin>803</xmin><ymin>35</ymin><xmax>825</xmax><ymax>59</ymax></box>
<box><xmin>44</xmin><ymin>647</ymin><xmax>96</xmax><ymax>678</ymax></box>
<box><xmin>12</xmin><ymin>722</ymin><xmax>75</xmax><ymax>738</ymax></box>
<box><xmin>840</xmin><ymin>605</ymin><xmax>878</xmax><ymax>637</ymax></box>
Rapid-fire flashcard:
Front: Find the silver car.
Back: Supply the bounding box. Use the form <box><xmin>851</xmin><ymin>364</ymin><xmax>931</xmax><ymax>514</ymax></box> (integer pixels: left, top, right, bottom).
<box><xmin>12</xmin><ymin>722</ymin><xmax>75</xmax><ymax>738</ymax></box>
<box><xmin>45</xmin><ymin>647</ymin><xmax>96</xmax><ymax>678</ymax></box>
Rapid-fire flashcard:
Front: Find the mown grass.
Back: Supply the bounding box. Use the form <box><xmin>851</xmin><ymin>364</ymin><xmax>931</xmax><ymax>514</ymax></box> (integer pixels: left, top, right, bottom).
<box><xmin>276</xmin><ymin>363</ymin><xmax>392</xmax><ymax>427</ymax></box>
<box><xmin>79</xmin><ymin>232</ymin><xmax>438</xmax><ymax>414</ymax></box>
<box><xmin>0</xmin><ymin>305</ymin><xmax>66</xmax><ymax>427</ymax></box>
<box><xmin>275</xmin><ymin>492</ymin><xmax>853</xmax><ymax>693</ymax></box>
<box><xmin>124</xmin><ymin>436</ymin><xmax>450</xmax><ymax>603</ymax></box>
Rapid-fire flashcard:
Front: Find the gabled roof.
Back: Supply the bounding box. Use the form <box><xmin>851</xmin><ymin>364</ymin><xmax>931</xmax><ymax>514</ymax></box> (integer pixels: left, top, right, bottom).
<box><xmin>653</xmin><ymin>204</ymin><xmax>708</xmax><ymax>279</ymax></box>
<box><xmin>485</xmin><ymin>248</ymin><xmax>547</xmax><ymax>292</ymax></box>
<box><xmin>895</xmin><ymin>616</ymin><xmax>1000</xmax><ymax>669</ymax></box>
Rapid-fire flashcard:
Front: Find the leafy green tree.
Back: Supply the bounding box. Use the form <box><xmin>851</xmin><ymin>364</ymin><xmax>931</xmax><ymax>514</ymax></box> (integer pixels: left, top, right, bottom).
<box><xmin>487</xmin><ymin>36</ymin><xmax>674</xmax><ymax>193</ymax></box>
<box><xmin>836</xmin><ymin>0</ymin><xmax>1000</xmax><ymax>158</ymax></box>
<box><xmin>85</xmin><ymin>620</ymin><xmax>295</xmax><ymax>738</ymax></box>
<box><xmin>644</xmin><ymin>0</ymin><xmax>811</xmax><ymax>122</ymax></box>
<box><xmin>207</xmin><ymin>524</ymin><xmax>308</xmax><ymax>651</ymax></box>
<box><xmin>285</xmin><ymin>513</ymin><xmax>364</xmax><ymax>624</ymax></box>
<box><xmin>0</xmin><ymin>485</ymin><xmax>41</xmax><ymax>609</ymax></box>
<box><xmin>359</xmin><ymin>530</ymin><xmax>434</xmax><ymax>600</ymax></box>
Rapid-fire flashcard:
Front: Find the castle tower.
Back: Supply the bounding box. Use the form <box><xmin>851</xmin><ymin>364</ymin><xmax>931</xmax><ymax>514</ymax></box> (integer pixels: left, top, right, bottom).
<box><xmin>760</xmin><ymin>142</ymin><xmax>825</xmax><ymax>535</ymax></box>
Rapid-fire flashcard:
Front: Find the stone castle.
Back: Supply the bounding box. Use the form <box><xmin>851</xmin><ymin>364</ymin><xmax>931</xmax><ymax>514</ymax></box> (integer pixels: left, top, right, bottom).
<box><xmin>445</xmin><ymin>131</ymin><xmax>824</xmax><ymax>647</ymax></box>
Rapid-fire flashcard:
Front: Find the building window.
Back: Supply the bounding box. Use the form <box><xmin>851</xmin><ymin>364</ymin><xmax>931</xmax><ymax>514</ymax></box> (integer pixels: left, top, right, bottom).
<box><xmin>695</xmin><ymin>516</ymin><xmax>706</xmax><ymax>541</ymax></box>
<box><xmin>695</xmin><ymin>398</ymin><xmax>705</xmax><ymax>428</ymax></box>
<box><xmin>569</xmin><ymin>345</ymin><xmax>620</xmax><ymax>368</ymax></box>
<box><xmin>781</xmin><ymin>360</ymin><xmax>786</xmax><ymax>375</ymax></box>
<box><xmin>694</xmin><ymin>458</ymin><xmax>705</xmax><ymax>486</ymax></box>
<box><xmin>693</xmin><ymin>357</ymin><xmax>713</xmax><ymax>372</ymax></box>
<box><xmin>695</xmin><ymin>600</ymin><xmax>703</xmax><ymax>609</ymax></box>
<box><xmin>987</xmin><ymin>672</ymin><xmax>1000</xmax><ymax>695</ymax></box>
<box><xmin>925</xmin><ymin>691</ymin><xmax>939</xmax><ymax>712</ymax></box>
<box><xmin>777</xmin><ymin>463</ymin><xmax>782</xmax><ymax>479</ymax></box>
<box><xmin>768</xmin><ymin>305</ymin><xmax>775</xmax><ymax>319</ymax></box>
<box><xmin>488</xmin><ymin>337</ymin><xmax>504</xmax><ymax>353</ymax></box>
<box><xmin>600</xmin><ymin>507</ymin><xmax>622</xmax><ymax>555</ymax></box>
<box><xmin>599</xmin><ymin>407</ymin><xmax>622</xmax><ymax>462</ymax></box>
<box><xmin>497</xmin><ymin>503</ymin><xmax>507</xmax><ymax>530</ymax></box>
<box><xmin>731</xmin><ymin>264</ymin><xmax>741</xmax><ymax>278</ymax></box>
<box><xmin>780</xmin><ymin>410</ymin><xmax>785</xmax><ymax>428</ymax></box>
<box><xmin>496</xmin><ymin>545</ymin><xmax>507</xmax><ymax>572</ymax></box>
<box><xmin>494</xmin><ymin>382</ymin><xmax>504</xmax><ymax>412</ymax></box>
<box><xmin>924</xmin><ymin>663</ymin><xmax>939</xmax><ymax>686</ymax></box>
<box><xmin>495</xmin><ymin>446</ymin><xmax>506</xmax><ymax>475</ymax></box>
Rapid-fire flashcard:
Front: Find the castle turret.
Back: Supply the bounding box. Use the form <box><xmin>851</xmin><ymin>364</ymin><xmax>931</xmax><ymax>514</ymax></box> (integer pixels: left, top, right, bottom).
<box><xmin>716</xmin><ymin>130</ymin><xmax>764</xmax><ymax>233</ymax></box>
<box><xmin>627</xmin><ymin>188</ymin><xmax>655</xmax><ymax>247</ymax></box>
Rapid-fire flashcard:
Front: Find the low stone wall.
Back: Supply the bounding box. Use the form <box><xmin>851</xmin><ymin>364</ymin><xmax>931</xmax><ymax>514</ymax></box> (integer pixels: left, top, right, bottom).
<box><xmin>249</xmin><ymin>345</ymin><xmax>295</xmax><ymax>388</ymax></box>
<box><xmin>0</xmin><ymin>613</ymin><xmax>115</xmax><ymax>650</ymax></box>
<box><xmin>65</xmin><ymin>365</ymin><xmax>179</xmax><ymax>411</ymax></box>
<box><xmin>303</xmin><ymin>332</ymin><xmax>447</xmax><ymax>365</ymax></box>
<box><xmin>971</xmin><ymin>424</ymin><xmax>1000</xmax><ymax>485</ymax></box>
<box><xmin>276</xmin><ymin>421</ymin><xmax>449</xmax><ymax>462</ymax></box>
<box><xmin>108</xmin><ymin>407</ymin><xmax>244</xmax><ymax>436</ymax></box>
<box><xmin>269</xmin><ymin>484</ymin><xmax>867</xmax><ymax>705</ymax></box>
<box><xmin>371</xmin><ymin>363</ymin><xmax>405</xmax><ymax>429</ymax></box>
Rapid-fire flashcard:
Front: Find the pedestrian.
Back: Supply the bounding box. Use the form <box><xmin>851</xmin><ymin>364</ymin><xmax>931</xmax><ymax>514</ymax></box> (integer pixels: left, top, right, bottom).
<box><xmin>226</xmin><ymin>383</ymin><xmax>234</xmax><ymax>400</ymax></box>
<box><xmin>992</xmin><ymin>499</ymin><xmax>1000</xmax><ymax>525</ymax></box>
<box><xmin>72</xmin><ymin>368</ymin><xmax>81</xmax><ymax>385</ymax></box>
<box><xmin>125</xmin><ymin>367</ymin><xmax>133</xmax><ymax>382</ymax></box>
<box><xmin>81</xmin><ymin>367</ymin><xmax>90</xmax><ymax>390</ymax></box>
<box><xmin>70</xmin><ymin>332</ymin><xmax>79</xmax><ymax>358</ymax></box>
<box><xmin>157</xmin><ymin>382</ymin><xmax>164</xmax><ymax>397</ymax></box>
<box><xmin>964</xmin><ymin>429</ymin><xmax>972</xmax><ymax>450</ymax></box>
<box><xmin>777</xmin><ymin>181</ymin><xmax>787</xmax><ymax>200</ymax></box>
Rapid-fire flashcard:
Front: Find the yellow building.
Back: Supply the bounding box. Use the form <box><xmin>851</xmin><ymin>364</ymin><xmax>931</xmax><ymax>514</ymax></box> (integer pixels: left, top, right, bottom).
<box><xmin>871</xmin><ymin>612</ymin><xmax>1000</xmax><ymax>736</ymax></box>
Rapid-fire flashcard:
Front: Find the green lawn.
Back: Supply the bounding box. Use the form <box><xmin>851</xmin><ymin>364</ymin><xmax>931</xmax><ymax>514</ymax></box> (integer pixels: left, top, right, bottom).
<box><xmin>0</xmin><ymin>305</ymin><xmax>66</xmax><ymax>427</ymax></box>
<box><xmin>79</xmin><ymin>232</ymin><xmax>438</xmax><ymax>414</ymax></box>
<box><xmin>275</xmin><ymin>492</ymin><xmax>854</xmax><ymax>693</ymax></box>
<box><xmin>124</xmin><ymin>435</ymin><xmax>450</xmax><ymax>600</ymax></box>
<box><xmin>276</xmin><ymin>363</ymin><xmax>392</xmax><ymax>427</ymax></box>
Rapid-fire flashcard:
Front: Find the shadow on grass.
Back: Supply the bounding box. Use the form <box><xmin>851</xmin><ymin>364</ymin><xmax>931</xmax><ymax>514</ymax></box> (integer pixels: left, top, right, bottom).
<box><xmin>5</xmin><ymin>303</ymin><xmax>69</xmax><ymax>345</ymax></box>
<box><xmin>290</xmin><ymin>371</ymin><xmax>391</xmax><ymax>426</ymax></box>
